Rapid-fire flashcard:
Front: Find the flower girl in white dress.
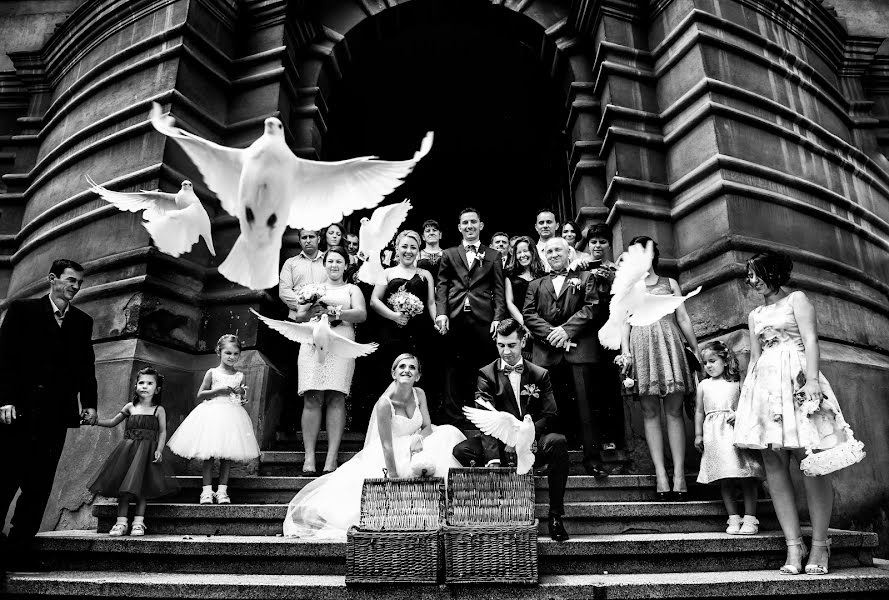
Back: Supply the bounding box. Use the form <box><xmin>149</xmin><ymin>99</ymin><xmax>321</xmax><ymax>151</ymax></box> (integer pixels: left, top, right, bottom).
<box><xmin>168</xmin><ymin>334</ymin><xmax>261</xmax><ymax>504</ymax></box>
<box><xmin>283</xmin><ymin>353</ymin><xmax>465</xmax><ymax>539</ymax></box>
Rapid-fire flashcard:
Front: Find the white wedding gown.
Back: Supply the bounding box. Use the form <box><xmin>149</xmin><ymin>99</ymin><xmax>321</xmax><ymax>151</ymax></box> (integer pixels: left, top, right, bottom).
<box><xmin>282</xmin><ymin>390</ymin><xmax>465</xmax><ymax>539</ymax></box>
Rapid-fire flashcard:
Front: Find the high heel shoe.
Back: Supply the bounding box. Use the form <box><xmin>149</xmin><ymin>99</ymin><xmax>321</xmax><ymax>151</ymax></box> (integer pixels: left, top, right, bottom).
<box><xmin>779</xmin><ymin>536</ymin><xmax>808</xmax><ymax>575</ymax></box>
<box><xmin>805</xmin><ymin>539</ymin><xmax>831</xmax><ymax>575</ymax></box>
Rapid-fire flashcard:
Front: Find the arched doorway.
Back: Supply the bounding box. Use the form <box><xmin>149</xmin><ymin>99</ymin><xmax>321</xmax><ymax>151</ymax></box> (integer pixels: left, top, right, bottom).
<box><xmin>321</xmin><ymin>1</ymin><xmax>567</xmax><ymax>240</ymax></box>
<box><xmin>285</xmin><ymin>0</ymin><xmax>595</xmax><ymax>242</ymax></box>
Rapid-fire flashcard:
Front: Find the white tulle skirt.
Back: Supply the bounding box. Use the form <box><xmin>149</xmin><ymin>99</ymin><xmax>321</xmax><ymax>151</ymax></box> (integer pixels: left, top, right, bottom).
<box><xmin>168</xmin><ymin>398</ymin><xmax>261</xmax><ymax>462</ymax></box>
<box><xmin>283</xmin><ymin>424</ymin><xmax>465</xmax><ymax>539</ymax></box>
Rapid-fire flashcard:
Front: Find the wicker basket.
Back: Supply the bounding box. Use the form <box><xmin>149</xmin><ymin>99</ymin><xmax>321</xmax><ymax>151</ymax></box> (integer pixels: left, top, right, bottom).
<box><xmin>443</xmin><ymin>467</ymin><xmax>538</xmax><ymax>584</ymax></box>
<box><xmin>345</xmin><ymin>476</ymin><xmax>444</xmax><ymax>584</ymax></box>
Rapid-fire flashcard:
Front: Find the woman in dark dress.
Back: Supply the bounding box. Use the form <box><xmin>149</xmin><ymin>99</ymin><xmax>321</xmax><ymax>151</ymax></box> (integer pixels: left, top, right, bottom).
<box><xmin>416</xmin><ymin>219</ymin><xmax>444</xmax><ymax>282</ymax></box>
<box><xmin>504</xmin><ymin>235</ymin><xmax>545</xmax><ymax>360</ymax></box>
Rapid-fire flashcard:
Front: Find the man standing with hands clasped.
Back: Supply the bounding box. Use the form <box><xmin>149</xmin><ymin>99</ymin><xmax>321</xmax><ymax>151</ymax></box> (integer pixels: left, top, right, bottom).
<box><xmin>452</xmin><ymin>319</ymin><xmax>570</xmax><ymax>541</ymax></box>
<box><xmin>435</xmin><ymin>207</ymin><xmax>506</xmax><ymax>427</ymax></box>
<box><xmin>523</xmin><ymin>238</ymin><xmax>609</xmax><ymax>478</ymax></box>
<box><xmin>0</xmin><ymin>259</ymin><xmax>98</xmax><ymax>570</ymax></box>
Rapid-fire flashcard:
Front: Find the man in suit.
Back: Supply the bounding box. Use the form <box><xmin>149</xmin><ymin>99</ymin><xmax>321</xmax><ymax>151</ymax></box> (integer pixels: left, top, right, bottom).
<box><xmin>434</xmin><ymin>207</ymin><xmax>506</xmax><ymax>426</ymax></box>
<box><xmin>452</xmin><ymin>318</ymin><xmax>570</xmax><ymax>541</ymax></box>
<box><xmin>0</xmin><ymin>259</ymin><xmax>98</xmax><ymax>562</ymax></box>
<box><xmin>523</xmin><ymin>237</ymin><xmax>608</xmax><ymax>478</ymax></box>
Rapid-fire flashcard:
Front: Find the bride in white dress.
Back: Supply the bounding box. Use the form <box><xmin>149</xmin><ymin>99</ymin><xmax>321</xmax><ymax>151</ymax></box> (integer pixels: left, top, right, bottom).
<box><xmin>283</xmin><ymin>353</ymin><xmax>466</xmax><ymax>539</ymax></box>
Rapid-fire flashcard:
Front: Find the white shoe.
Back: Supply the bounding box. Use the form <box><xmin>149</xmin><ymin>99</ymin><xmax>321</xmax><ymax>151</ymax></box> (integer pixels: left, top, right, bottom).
<box><xmin>725</xmin><ymin>515</ymin><xmax>742</xmax><ymax>534</ymax></box>
<box><xmin>199</xmin><ymin>490</ymin><xmax>215</xmax><ymax>504</ymax></box>
<box><xmin>215</xmin><ymin>489</ymin><xmax>231</xmax><ymax>504</ymax></box>
<box><xmin>130</xmin><ymin>522</ymin><xmax>147</xmax><ymax>536</ymax></box>
<box><xmin>108</xmin><ymin>522</ymin><xmax>129</xmax><ymax>536</ymax></box>
<box><xmin>739</xmin><ymin>515</ymin><xmax>759</xmax><ymax>535</ymax></box>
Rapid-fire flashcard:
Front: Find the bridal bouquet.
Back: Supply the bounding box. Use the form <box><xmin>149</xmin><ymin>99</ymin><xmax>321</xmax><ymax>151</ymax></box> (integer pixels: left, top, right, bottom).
<box><xmin>297</xmin><ymin>283</ymin><xmax>326</xmax><ymax>305</ymax></box>
<box><xmin>387</xmin><ymin>285</ymin><xmax>424</xmax><ymax>324</ymax></box>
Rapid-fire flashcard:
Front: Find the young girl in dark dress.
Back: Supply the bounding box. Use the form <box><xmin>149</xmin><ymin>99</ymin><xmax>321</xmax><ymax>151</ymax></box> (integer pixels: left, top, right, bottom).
<box><xmin>88</xmin><ymin>367</ymin><xmax>178</xmax><ymax>536</ymax></box>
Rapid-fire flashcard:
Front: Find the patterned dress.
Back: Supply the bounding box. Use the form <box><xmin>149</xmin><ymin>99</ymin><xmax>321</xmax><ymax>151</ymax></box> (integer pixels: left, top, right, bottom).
<box><xmin>298</xmin><ymin>284</ymin><xmax>358</xmax><ymax>395</ymax></box>
<box><xmin>696</xmin><ymin>378</ymin><xmax>764</xmax><ymax>484</ymax></box>
<box><xmin>628</xmin><ymin>276</ymin><xmax>696</xmax><ymax>398</ymax></box>
<box><xmin>734</xmin><ymin>292</ymin><xmax>853</xmax><ymax>451</ymax></box>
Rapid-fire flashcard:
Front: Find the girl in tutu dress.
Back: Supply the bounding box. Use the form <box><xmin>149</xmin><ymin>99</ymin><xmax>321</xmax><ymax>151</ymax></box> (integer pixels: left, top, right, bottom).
<box><xmin>168</xmin><ymin>335</ymin><xmax>261</xmax><ymax>504</ymax></box>
<box><xmin>88</xmin><ymin>367</ymin><xmax>178</xmax><ymax>536</ymax></box>
<box><xmin>693</xmin><ymin>342</ymin><xmax>764</xmax><ymax>535</ymax></box>
<box><xmin>734</xmin><ymin>252</ymin><xmax>864</xmax><ymax>575</ymax></box>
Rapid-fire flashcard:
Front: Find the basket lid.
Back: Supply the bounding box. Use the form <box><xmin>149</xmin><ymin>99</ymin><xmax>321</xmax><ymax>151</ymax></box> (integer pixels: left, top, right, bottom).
<box><xmin>359</xmin><ymin>476</ymin><xmax>445</xmax><ymax>531</ymax></box>
<box><xmin>446</xmin><ymin>467</ymin><xmax>535</xmax><ymax>526</ymax></box>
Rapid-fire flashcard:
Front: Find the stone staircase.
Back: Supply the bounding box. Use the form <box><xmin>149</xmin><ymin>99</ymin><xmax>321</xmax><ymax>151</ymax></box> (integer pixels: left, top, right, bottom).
<box><xmin>3</xmin><ymin>434</ymin><xmax>889</xmax><ymax>599</ymax></box>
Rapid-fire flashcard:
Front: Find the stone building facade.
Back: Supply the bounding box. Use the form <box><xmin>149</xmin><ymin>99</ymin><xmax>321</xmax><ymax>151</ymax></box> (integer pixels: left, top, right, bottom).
<box><xmin>0</xmin><ymin>0</ymin><xmax>887</xmax><ymax>551</ymax></box>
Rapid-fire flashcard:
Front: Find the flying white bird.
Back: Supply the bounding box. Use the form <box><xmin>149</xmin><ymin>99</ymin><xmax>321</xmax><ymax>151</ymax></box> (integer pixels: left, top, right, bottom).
<box><xmin>597</xmin><ymin>241</ymin><xmax>701</xmax><ymax>350</ymax></box>
<box><xmin>251</xmin><ymin>309</ymin><xmax>378</xmax><ymax>363</ymax></box>
<box><xmin>462</xmin><ymin>398</ymin><xmax>536</xmax><ymax>475</ymax></box>
<box><xmin>87</xmin><ymin>176</ymin><xmax>215</xmax><ymax>258</ymax></box>
<box><xmin>356</xmin><ymin>200</ymin><xmax>413</xmax><ymax>284</ymax></box>
<box><xmin>149</xmin><ymin>103</ymin><xmax>433</xmax><ymax>290</ymax></box>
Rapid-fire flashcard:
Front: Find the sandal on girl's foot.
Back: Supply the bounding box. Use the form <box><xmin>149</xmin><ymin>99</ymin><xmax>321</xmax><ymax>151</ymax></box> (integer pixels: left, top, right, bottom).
<box><xmin>108</xmin><ymin>522</ymin><xmax>129</xmax><ymax>536</ymax></box>
<box><xmin>805</xmin><ymin>539</ymin><xmax>831</xmax><ymax>575</ymax></box>
<box><xmin>779</xmin><ymin>536</ymin><xmax>808</xmax><ymax>574</ymax></box>
<box><xmin>130</xmin><ymin>522</ymin><xmax>147</xmax><ymax>536</ymax></box>
<box><xmin>739</xmin><ymin>515</ymin><xmax>759</xmax><ymax>535</ymax></box>
<box><xmin>725</xmin><ymin>515</ymin><xmax>742</xmax><ymax>534</ymax></box>
<box><xmin>199</xmin><ymin>490</ymin><xmax>215</xmax><ymax>504</ymax></box>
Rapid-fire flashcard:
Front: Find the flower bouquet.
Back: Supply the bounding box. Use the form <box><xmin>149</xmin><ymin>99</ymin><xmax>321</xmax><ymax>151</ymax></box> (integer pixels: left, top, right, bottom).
<box><xmin>297</xmin><ymin>283</ymin><xmax>327</xmax><ymax>305</ymax></box>
<box><xmin>387</xmin><ymin>285</ymin><xmax>424</xmax><ymax>326</ymax></box>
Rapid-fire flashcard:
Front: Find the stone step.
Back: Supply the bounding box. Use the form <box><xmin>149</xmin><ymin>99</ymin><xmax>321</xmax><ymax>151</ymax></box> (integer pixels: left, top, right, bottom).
<box><xmin>165</xmin><ymin>474</ymin><xmax>722</xmax><ymax>503</ymax></box>
<box><xmin>261</xmin><ymin>450</ymin><xmax>647</xmax><ymax>476</ymax></box>
<box><xmin>93</xmin><ymin>500</ymin><xmax>777</xmax><ymax>536</ymax></box>
<box><xmin>5</xmin><ymin>568</ymin><xmax>889</xmax><ymax>599</ymax></box>
<box><xmin>273</xmin><ymin>431</ymin><xmax>366</xmax><ymax>452</ymax></box>
<box><xmin>29</xmin><ymin>529</ymin><xmax>876</xmax><ymax>576</ymax></box>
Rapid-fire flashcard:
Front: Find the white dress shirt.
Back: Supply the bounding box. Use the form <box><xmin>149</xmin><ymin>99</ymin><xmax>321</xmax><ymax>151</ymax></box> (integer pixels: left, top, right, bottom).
<box><xmin>49</xmin><ymin>296</ymin><xmax>68</xmax><ymax>327</ymax></box>
<box><xmin>500</xmin><ymin>359</ymin><xmax>523</xmax><ymax>412</ymax></box>
<box><xmin>551</xmin><ymin>274</ymin><xmax>566</xmax><ymax>296</ymax></box>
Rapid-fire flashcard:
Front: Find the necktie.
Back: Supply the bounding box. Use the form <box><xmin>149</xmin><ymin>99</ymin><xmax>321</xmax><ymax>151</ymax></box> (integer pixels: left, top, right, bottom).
<box><xmin>502</xmin><ymin>362</ymin><xmax>524</xmax><ymax>374</ymax></box>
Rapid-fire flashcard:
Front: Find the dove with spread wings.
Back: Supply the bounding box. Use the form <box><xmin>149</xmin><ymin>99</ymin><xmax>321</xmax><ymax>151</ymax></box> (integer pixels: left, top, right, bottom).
<box><xmin>149</xmin><ymin>103</ymin><xmax>433</xmax><ymax>290</ymax></box>
<box><xmin>251</xmin><ymin>309</ymin><xmax>378</xmax><ymax>363</ymax></box>
<box><xmin>356</xmin><ymin>200</ymin><xmax>412</xmax><ymax>284</ymax></box>
<box><xmin>87</xmin><ymin>177</ymin><xmax>215</xmax><ymax>258</ymax></box>
<box><xmin>462</xmin><ymin>398</ymin><xmax>536</xmax><ymax>475</ymax></box>
<box><xmin>597</xmin><ymin>240</ymin><xmax>701</xmax><ymax>350</ymax></box>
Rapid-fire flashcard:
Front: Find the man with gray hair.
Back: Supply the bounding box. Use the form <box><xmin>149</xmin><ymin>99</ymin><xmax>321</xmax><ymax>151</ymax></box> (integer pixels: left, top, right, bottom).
<box><xmin>522</xmin><ymin>237</ymin><xmax>608</xmax><ymax>478</ymax></box>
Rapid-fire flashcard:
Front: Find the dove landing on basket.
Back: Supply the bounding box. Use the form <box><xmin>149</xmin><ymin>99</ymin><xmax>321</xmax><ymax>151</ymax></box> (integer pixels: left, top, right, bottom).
<box><xmin>149</xmin><ymin>103</ymin><xmax>432</xmax><ymax>290</ymax></box>
<box><xmin>251</xmin><ymin>309</ymin><xmax>378</xmax><ymax>363</ymax></box>
<box><xmin>87</xmin><ymin>177</ymin><xmax>215</xmax><ymax>258</ymax></box>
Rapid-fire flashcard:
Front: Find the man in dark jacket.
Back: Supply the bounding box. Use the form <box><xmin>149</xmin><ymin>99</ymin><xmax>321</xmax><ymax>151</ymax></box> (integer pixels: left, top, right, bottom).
<box><xmin>0</xmin><ymin>258</ymin><xmax>98</xmax><ymax>554</ymax></box>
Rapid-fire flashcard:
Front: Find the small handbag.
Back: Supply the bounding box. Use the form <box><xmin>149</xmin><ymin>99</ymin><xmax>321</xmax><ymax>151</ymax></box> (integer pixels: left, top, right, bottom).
<box><xmin>800</xmin><ymin>432</ymin><xmax>866</xmax><ymax>477</ymax></box>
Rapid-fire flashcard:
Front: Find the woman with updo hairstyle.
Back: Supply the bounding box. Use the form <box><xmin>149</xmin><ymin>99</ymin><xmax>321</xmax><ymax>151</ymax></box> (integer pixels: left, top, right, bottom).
<box><xmin>734</xmin><ymin>251</ymin><xmax>862</xmax><ymax>576</ymax></box>
<box><xmin>283</xmin><ymin>353</ymin><xmax>465</xmax><ymax>539</ymax></box>
<box><xmin>295</xmin><ymin>244</ymin><xmax>368</xmax><ymax>475</ymax></box>
<box><xmin>320</xmin><ymin>222</ymin><xmax>346</xmax><ymax>252</ymax></box>
<box><xmin>619</xmin><ymin>235</ymin><xmax>700</xmax><ymax>501</ymax></box>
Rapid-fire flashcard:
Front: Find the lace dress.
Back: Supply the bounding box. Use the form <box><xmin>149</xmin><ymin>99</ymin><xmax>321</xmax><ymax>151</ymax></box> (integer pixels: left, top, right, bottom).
<box><xmin>168</xmin><ymin>369</ymin><xmax>261</xmax><ymax>462</ymax></box>
<box><xmin>298</xmin><ymin>284</ymin><xmax>358</xmax><ymax>395</ymax></box>
<box><xmin>88</xmin><ymin>407</ymin><xmax>179</xmax><ymax>499</ymax></box>
<box><xmin>695</xmin><ymin>378</ymin><xmax>764</xmax><ymax>484</ymax></box>
<box><xmin>283</xmin><ymin>390</ymin><xmax>465</xmax><ymax>539</ymax></box>
<box><xmin>627</xmin><ymin>276</ymin><xmax>696</xmax><ymax>398</ymax></box>
<box><xmin>734</xmin><ymin>292</ymin><xmax>852</xmax><ymax>451</ymax></box>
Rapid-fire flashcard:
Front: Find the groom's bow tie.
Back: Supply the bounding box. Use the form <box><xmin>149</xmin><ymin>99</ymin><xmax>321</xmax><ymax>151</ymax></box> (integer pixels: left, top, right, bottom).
<box><xmin>502</xmin><ymin>362</ymin><xmax>524</xmax><ymax>374</ymax></box>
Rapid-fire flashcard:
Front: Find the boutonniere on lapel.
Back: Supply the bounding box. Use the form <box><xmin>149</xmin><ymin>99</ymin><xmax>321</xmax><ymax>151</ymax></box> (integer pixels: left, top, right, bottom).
<box><xmin>566</xmin><ymin>277</ymin><xmax>582</xmax><ymax>293</ymax></box>
<box><xmin>521</xmin><ymin>384</ymin><xmax>540</xmax><ymax>398</ymax></box>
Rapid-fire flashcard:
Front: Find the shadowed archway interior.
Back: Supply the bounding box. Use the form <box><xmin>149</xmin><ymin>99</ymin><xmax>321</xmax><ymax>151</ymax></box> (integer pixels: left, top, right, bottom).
<box><xmin>321</xmin><ymin>0</ymin><xmax>567</xmax><ymax>243</ymax></box>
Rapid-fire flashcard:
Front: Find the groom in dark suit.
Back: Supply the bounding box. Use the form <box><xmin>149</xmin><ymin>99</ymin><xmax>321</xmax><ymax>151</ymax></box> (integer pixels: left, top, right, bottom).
<box><xmin>523</xmin><ymin>237</ymin><xmax>608</xmax><ymax>478</ymax></box>
<box><xmin>434</xmin><ymin>207</ymin><xmax>506</xmax><ymax>426</ymax></box>
<box><xmin>452</xmin><ymin>319</ymin><xmax>570</xmax><ymax>541</ymax></box>
<box><xmin>0</xmin><ymin>259</ymin><xmax>98</xmax><ymax>560</ymax></box>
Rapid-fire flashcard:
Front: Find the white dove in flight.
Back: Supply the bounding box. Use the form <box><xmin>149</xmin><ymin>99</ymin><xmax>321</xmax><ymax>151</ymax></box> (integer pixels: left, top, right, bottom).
<box><xmin>597</xmin><ymin>241</ymin><xmax>702</xmax><ymax>350</ymax></box>
<box><xmin>356</xmin><ymin>200</ymin><xmax>412</xmax><ymax>284</ymax></box>
<box><xmin>462</xmin><ymin>398</ymin><xmax>536</xmax><ymax>475</ymax></box>
<box><xmin>87</xmin><ymin>176</ymin><xmax>215</xmax><ymax>258</ymax></box>
<box><xmin>251</xmin><ymin>309</ymin><xmax>378</xmax><ymax>363</ymax></box>
<box><xmin>149</xmin><ymin>103</ymin><xmax>433</xmax><ymax>290</ymax></box>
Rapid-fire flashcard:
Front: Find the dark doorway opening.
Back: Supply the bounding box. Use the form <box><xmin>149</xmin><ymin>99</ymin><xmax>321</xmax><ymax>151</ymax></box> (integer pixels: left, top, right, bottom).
<box><xmin>322</xmin><ymin>0</ymin><xmax>567</xmax><ymax>244</ymax></box>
